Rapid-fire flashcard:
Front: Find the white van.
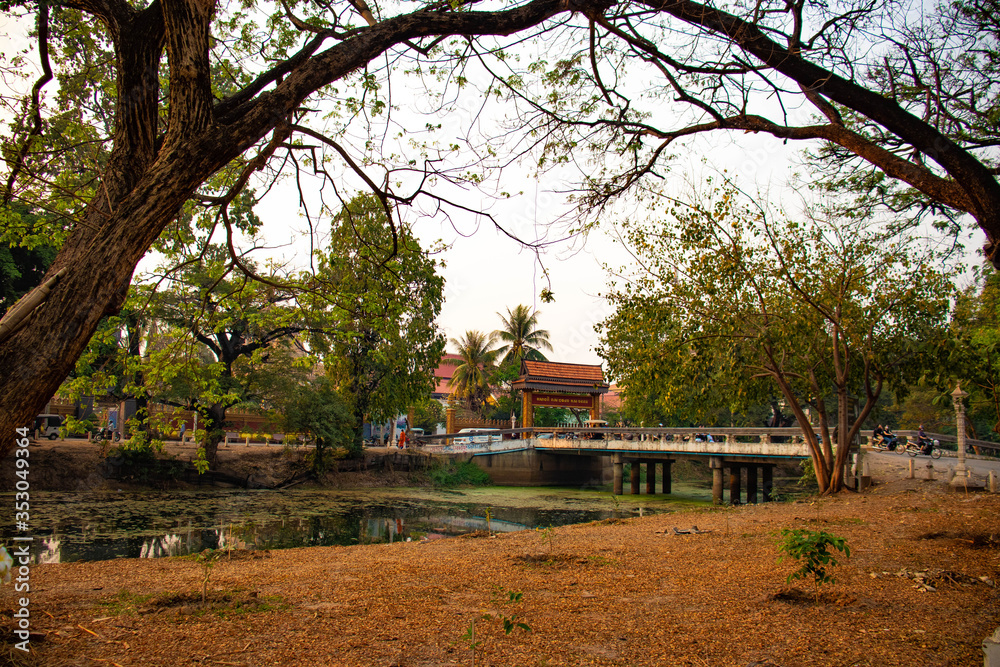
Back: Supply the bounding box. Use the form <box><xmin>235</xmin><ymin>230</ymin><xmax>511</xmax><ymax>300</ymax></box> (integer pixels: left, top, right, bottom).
<box><xmin>453</xmin><ymin>428</ymin><xmax>502</xmax><ymax>445</ymax></box>
<box><xmin>34</xmin><ymin>414</ymin><xmax>63</xmax><ymax>440</ymax></box>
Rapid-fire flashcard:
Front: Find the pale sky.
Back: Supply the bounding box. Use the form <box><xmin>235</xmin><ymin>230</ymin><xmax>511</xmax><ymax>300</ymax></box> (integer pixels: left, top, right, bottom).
<box><xmin>0</xmin><ymin>7</ymin><xmax>891</xmax><ymax>373</ymax></box>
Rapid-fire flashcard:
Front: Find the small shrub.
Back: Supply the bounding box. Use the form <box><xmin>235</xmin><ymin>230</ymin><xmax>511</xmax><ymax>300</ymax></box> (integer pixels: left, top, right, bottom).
<box><xmin>486</xmin><ymin>588</ymin><xmax>531</xmax><ymax>636</ymax></box>
<box><xmin>195</xmin><ymin>548</ymin><xmax>225</xmax><ymax>604</ymax></box>
<box><xmin>536</xmin><ymin>525</ymin><xmax>555</xmax><ymax>552</ymax></box>
<box><xmin>777</xmin><ymin>528</ymin><xmax>850</xmax><ymax>601</ymax></box>
<box><xmin>460</xmin><ymin>587</ymin><xmax>531</xmax><ymax>664</ymax></box>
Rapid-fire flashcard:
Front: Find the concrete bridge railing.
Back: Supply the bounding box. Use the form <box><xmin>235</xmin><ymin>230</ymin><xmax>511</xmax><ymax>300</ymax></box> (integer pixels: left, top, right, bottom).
<box><xmin>420</xmin><ymin>427</ymin><xmax>815</xmax><ymax>459</ymax></box>
<box><xmin>535</xmin><ymin>435</ymin><xmax>811</xmax><ymax>459</ymax></box>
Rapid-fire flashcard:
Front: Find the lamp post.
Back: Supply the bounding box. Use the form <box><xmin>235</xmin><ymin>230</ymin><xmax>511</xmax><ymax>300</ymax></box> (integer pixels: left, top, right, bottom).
<box><xmin>952</xmin><ymin>384</ymin><xmax>969</xmax><ymax>481</ymax></box>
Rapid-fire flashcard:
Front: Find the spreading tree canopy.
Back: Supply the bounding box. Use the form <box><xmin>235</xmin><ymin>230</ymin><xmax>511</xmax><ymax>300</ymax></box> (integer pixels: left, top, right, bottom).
<box><xmin>475</xmin><ymin>0</ymin><xmax>1000</xmax><ymax>256</ymax></box>
<box><xmin>597</xmin><ymin>180</ymin><xmax>954</xmax><ymax>493</ymax></box>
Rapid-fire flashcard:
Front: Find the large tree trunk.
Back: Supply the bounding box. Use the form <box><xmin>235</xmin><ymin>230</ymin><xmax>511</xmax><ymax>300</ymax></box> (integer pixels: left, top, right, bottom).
<box><xmin>770</xmin><ymin>371</ymin><xmax>832</xmax><ymax>493</ymax></box>
<box><xmin>0</xmin><ymin>143</ymin><xmax>228</xmax><ymax>456</ymax></box>
<box><xmin>829</xmin><ymin>384</ymin><xmax>851</xmax><ymax>492</ymax></box>
<box><xmin>200</xmin><ymin>402</ymin><xmax>227</xmax><ymax>466</ymax></box>
<box><xmin>351</xmin><ymin>403</ymin><xmax>367</xmax><ymax>457</ymax></box>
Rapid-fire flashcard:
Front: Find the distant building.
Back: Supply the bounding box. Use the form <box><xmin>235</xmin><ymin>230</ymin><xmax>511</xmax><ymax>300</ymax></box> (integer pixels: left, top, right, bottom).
<box><xmin>431</xmin><ymin>353</ymin><xmax>462</xmax><ymax>402</ymax></box>
<box><xmin>603</xmin><ymin>384</ymin><xmax>622</xmax><ymax>412</ymax></box>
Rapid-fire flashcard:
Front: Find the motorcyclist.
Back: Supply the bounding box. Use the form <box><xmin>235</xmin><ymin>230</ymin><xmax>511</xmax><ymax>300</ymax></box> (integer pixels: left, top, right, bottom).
<box><xmin>917</xmin><ymin>424</ymin><xmax>933</xmax><ymax>454</ymax></box>
<box><xmin>873</xmin><ymin>424</ymin><xmax>897</xmax><ymax>451</ymax></box>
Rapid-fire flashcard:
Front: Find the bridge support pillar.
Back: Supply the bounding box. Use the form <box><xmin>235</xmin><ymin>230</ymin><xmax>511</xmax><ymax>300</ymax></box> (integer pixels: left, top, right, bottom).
<box><xmin>662</xmin><ymin>460</ymin><xmax>672</xmax><ymax>495</ymax></box>
<box><xmin>645</xmin><ymin>461</ymin><xmax>655</xmax><ymax>495</ymax></box>
<box><xmin>729</xmin><ymin>464</ymin><xmax>742</xmax><ymax>505</ymax></box>
<box><xmin>709</xmin><ymin>457</ymin><xmax>724</xmax><ymax>505</ymax></box>
<box><xmin>613</xmin><ymin>453</ymin><xmax>623</xmax><ymax>495</ymax></box>
<box><xmin>746</xmin><ymin>464</ymin><xmax>758</xmax><ymax>504</ymax></box>
<box><xmin>763</xmin><ymin>464</ymin><xmax>774</xmax><ymax>502</ymax></box>
<box><xmin>630</xmin><ymin>461</ymin><xmax>640</xmax><ymax>495</ymax></box>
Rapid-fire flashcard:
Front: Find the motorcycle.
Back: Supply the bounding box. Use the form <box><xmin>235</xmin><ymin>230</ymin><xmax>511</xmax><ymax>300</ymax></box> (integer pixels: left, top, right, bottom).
<box><xmin>872</xmin><ymin>433</ymin><xmax>899</xmax><ymax>452</ymax></box>
<box><xmin>903</xmin><ymin>436</ymin><xmax>942</xmax><ymax>459</ymax></box>
<box><xmin>95</xmin><ymin>426</ymin><xmax>121</xmax><ymax>442</ymax></box>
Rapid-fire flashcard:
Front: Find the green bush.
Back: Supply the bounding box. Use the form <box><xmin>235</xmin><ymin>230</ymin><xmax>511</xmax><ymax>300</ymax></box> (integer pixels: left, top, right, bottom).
<box><xmin>107</xmin><ymin>434</ymin><xmax>185</xmax><ymax>482</ymax></box>
<box><xmin>797</xmin><ymin>458</ymin><xmax>818</xmax><ymax>490</ymax></box>
<box><xmin>61</xmin><ymin>415</ymin><xmax>98</xmax><ymax>437</ymax></box>
<box><xmin>777</xmin><ymin>528</ymin><xmax>850</xmax><ymax>601</ymax></box>
<box><xmin>428</xmin><ymin>460</ymin><xmax>492</xmax><ymax>487</ymax></box>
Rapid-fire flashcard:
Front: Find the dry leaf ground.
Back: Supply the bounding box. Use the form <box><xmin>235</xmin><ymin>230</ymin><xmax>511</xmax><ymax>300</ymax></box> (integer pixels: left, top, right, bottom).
<box><xmin>3</xmin><ymin>453</ymin><xmax>999</xmax><ymax>667</ymax></box>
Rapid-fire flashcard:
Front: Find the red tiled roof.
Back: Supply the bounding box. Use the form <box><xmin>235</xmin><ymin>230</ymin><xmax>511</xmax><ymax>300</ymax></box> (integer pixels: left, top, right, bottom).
<box><xmin>520</xmin><ymin>360</ymin><xmax>606</xmax><ymax>383</ymax></box>
<box><xmin>513</xmin><ymin>360</ymin><xmax>609</xmax><ymax>394</ymax></box>
<box><xmin>432</xmin><ymin>353</ymin><xmax>462</xmax><ymax>396</ymax></box>
<box><xmin>435</xmin><ymin>353</ymin><xmax>462</xmax><ymax>378</ymax></box>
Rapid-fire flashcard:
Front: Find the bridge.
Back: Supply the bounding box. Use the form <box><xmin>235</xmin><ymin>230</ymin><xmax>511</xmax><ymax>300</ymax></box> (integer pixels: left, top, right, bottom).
<box><xmin>421</xmin><ymin>426</ymin><xmax>815</xmax><ymax>505</ymax></box>
<box><xmin>419</xmin><ymin>426</ymin><xmax>1000</xmax><ymax>504</ymax></box>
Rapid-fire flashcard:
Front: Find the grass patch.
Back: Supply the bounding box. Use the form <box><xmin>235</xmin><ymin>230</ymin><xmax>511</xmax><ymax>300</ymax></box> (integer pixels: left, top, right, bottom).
<box><xmin>585</xmin><ymin>554</ymin><xmax>619</xmax><ymax>567</ymax></box>
<box><xmin>428</xmin><ymin>460</ymin><xmax>492</xmax><ymax>487</ymax></box>
<box><xmin>99</xmin><ymin>590</ymin><xmax>156</xmax><ymax>615</ymax></box>
<box><xmin>516</xmin><ymin>554</ymin><xmax>579</xmax><ymax>567</ymax></box>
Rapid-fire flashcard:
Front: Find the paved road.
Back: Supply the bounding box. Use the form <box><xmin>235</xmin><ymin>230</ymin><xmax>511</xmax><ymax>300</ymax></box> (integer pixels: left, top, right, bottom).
<box><xmin>864</xmin><ymin>448</ymin><xmax>1000</xmax><ymax>481</ymax></box>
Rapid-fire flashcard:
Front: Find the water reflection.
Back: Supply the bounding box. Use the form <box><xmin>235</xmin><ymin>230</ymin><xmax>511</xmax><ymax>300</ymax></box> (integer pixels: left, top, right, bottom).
<box><xmin>1</xmin><ymin>487</ymin><xmax>697</xmax><ymax>563</ymax></box>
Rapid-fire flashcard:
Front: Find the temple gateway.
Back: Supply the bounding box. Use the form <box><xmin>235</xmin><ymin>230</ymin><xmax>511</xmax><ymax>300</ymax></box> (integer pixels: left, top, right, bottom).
<box><xmin>512</xmin><ymin>360</ymin><xmax>609</xmax><ymax>427</ymax></box>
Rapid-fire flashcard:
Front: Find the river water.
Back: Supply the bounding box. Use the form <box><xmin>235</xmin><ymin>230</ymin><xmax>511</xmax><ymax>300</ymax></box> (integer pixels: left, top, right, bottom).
<box><xmin>3</xmin><ymin>483</ymin><xmax>716</xmax><ymax>563</ymax></box>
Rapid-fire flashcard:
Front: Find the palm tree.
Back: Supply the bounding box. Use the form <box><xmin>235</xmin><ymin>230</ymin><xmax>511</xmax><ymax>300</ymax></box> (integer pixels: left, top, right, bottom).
<box><xmin>494</xmin><ymin>304</ymin><xmax>553</xmax><ymax>366</ymax></box>
<box><xmin>446</xmin><ymin>330</ymin><xmax>500</xmax><ymax>414</ymax></box>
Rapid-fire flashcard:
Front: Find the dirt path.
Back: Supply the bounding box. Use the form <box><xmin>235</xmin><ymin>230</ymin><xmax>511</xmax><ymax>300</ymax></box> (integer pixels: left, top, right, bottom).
<box><xmin>4</xmin><ymin>454</ymin><xmax>999</xmax><ymax>667</ymax></box>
